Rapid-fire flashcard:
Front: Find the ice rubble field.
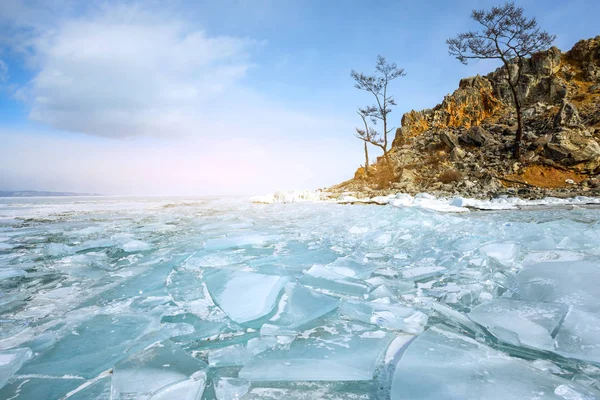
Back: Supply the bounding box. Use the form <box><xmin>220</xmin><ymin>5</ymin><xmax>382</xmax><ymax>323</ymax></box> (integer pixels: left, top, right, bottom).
<box><xmin>1</xmin><ymin>197</ymin><xmax>600</xmax><ymax>399</ymax></box>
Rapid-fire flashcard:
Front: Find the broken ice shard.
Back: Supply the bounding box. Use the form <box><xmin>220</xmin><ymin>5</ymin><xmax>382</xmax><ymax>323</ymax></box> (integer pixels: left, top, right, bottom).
<box><xmin>111</xmin><ymin>340</ymin><xmax>207</xmax><ymax>400</ymax></box>
<box><xmin>391</xmin><ymin>326</ymin><xmax>600</xmax><ymax>400</ymax></box>
<box><xmin>20</xmin><ymin>314</ymin><xmax>151</xmax><ymax>378</ymax></box>
<box><xmin>239</xmin><ymin>328</ymin><xmax>394</xmax><ymax>381</ymax></box>
<box><xmin>340</xmin><ymin>301</ymin><xmax>427</xmax><ymax>334</ymax></box>
<box><xmin>0</xmin><ymin>269</ymin><xmax>26</xmax><ymax>281</ymax></box>
<box><xmin>204</xmin><ymin>269</ymin><xmax>288</xmax><ymax>324</ymax></box>
<box><xmin>208</xmin><ymin>344</ymin><xmax>253</xmax><ymax>367</ymax></box>
<box><xmin>479</xmin><ymin>242</ymin><xmax>521</xmax><ymax>267</ymax></box>
<box><xmin>431</xmin><ymin>302</ymin><xmax>490</xmax><ymax>337</ymax></box>
<box><xmin>214</xmin><ymin>377</ymin><xmax>250</xmax><ymax>400</ymax></box>
<box><xmin>468</xmin><ymin>298</ymin><xmax>568</xmax><ymax>350</ymax></box>
<box><xmin>516</xmin><ymin>261</ymin><xmax>600</xmax><ymax>312</ymax></box>
<box><xmin>554</xmin><ymin>307</ymin><xmax>600</xmax><ymax>364</ymax></box>
<box><xmin>324</xmin><ymin>256</ymin><xmax>377</xmax><ymax>279</ymax></box>
<box><xmin>515</xmin><ymin>260</ymin><xmax>600</xmax><ymax>363</ymax></box>
<box><xmin>203</xmin><ymin>234</ymin><xmax>278</xmax><ymax>250</ymax></box>
<box><xmin>299</xmin><ymin>264</ymin><xmax>370</xmax><ymax>295</ymax></box>
<box><xmin>268</xmin><ymin>283</ymin><xmax>339</xmax><ymax>329</ymax></box>
<box><xmin>400</xmin><ymin>265</ymin><xmax>446</xmax><ymax>281</ymax></box>
<box><xmin>161</xmin><ymin>314</ymin><xmax>228</xmax><ymax>342</ymax></box>
<box><xmin>246</xmin><ymin>336</ymin><xmax>278</xmax><ymax>355</ymax></box>
<box><xmin>0</xmin><ymin>348</ymin><xmax>32</xmax><ymax>390</ymax></box>
<box><xmin>166</xmin><ymin>269</ymin><xmax>206</xmax><ymax>303</ymax></box>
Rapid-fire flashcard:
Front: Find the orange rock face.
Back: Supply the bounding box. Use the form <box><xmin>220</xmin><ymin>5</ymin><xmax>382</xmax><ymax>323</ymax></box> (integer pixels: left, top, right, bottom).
<box><xmin>392</xmin><ymin>43</ymin><xmax>573</xmax><ymax>146</ymax></box>
<box><xmin>395</xmin><ymin>75</ymin><xmax>502</xmax><ymax>144</ymax></box>
<box><xmin>441</xmin><ymin>76</ymin><xmax>502</xmax><ymax>129</ymax></box>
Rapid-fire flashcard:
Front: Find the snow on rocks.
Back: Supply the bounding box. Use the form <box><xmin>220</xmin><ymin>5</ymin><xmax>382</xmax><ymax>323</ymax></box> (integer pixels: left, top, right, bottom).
<box><xmin>251</xmin><ymin>190</ymin><xmax>600</xmax><ymax>213</ymax></box>
<box><xmin>249</xmin><ymin>190</ymin><xmax>331</xmax><ymax>204</ymax></box>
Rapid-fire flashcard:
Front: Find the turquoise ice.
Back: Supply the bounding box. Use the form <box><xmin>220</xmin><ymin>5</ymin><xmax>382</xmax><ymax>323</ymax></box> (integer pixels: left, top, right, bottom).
<box><xmin>391</xmin><ymin>326</ymin><xmax>600</xmax><ymax>399</ymax></box>
<box><xmin>1</xmin><ymin>196</ymin><xmax>600</xmax><ymax>399</ymax></box>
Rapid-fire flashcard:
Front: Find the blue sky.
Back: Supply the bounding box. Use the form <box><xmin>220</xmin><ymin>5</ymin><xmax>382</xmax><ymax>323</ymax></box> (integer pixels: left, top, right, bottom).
<box><xmin>1</xmin><ymin>0</ymin><xmax>599</xmax><ymax>195</ymax></box>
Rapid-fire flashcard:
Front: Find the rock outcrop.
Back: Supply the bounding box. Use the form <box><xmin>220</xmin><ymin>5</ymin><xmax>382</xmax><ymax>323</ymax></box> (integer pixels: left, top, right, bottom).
<box><xmin>333</xmin><ymin>37</ymin><xmax>600</xmax><ymax>199</ymax></box>
<box><xmin>395</xmin><ymin>76</ymin><xmax>503</xmax><ymax>142</ymax></box>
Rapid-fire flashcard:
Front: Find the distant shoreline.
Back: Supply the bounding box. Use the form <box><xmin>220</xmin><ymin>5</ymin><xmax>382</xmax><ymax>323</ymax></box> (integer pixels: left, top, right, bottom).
<box><xmin>0</xmin><ymin>190</ymin><xmax>102</xmax><ymax>198</ymax></box>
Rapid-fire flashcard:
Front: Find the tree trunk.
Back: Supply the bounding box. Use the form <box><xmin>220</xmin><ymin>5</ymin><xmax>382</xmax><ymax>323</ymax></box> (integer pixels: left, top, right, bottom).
<box><xmin>508</xmin><ymin>83</ymin><xmax>523</xmax><ymax>159</ymax></box>
<box><xmin>364</xmin><ymin>141</ymin><xmax>370</xmax><ymax>175</ymax></box>
<box><xmin>383</xmin><ymin>120</ymin><xmax>388</xmax><ymax>154</ymax></box>
<box><xmin>514</xmin><ymin>100</ymin><xmax>523</xmax><ymax>159</ymax></box>
<box><xmin>382</xmin><ymin>149</ymin><xmax>390</xmax><ymax>165</ymax></box>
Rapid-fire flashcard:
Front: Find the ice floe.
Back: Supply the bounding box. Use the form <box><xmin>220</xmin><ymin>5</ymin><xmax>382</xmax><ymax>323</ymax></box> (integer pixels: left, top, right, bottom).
<box><xmin>0</xmin><ymin>348</ymin><xmax>32</xmax><ymax>390</ymax></box>
<box><xmin>239</xmin><ymin>323</ymin><xmax>394</xmax><ymax>382</ymax></box>
<box><xmin>1</xmin><ymin>196</ymin><xmax>600</xmax><ymax>399</ymax></box>
<box><xmin>111</xmin><ymin>341</ymin><xmax>207</xmax><ymax>399</ymax></box>
<box><xmin>391</xmin><ymin>326</ymin><xmax>600</xmax><ymax>400</ymax></box>
<box><xmin>204</xmin><ymin>270</ymin><xmax>289</xmax><ymax>324</ymax></box>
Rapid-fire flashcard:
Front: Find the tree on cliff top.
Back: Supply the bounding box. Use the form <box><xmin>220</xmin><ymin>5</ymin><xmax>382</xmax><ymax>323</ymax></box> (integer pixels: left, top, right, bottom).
<box><xmin>351</xmin><ymin>56</ymin><xmax>406</xmax><ymax>161</ymax></box>
<box><xmin>446</xmin><ymin>2</ymin><xmax>555</xmax><ymax>158</ymax></box>
<box><xmin>355</xmin><ymin>109</ymin><xmax>372</xmax><ymax>174</ymax></box>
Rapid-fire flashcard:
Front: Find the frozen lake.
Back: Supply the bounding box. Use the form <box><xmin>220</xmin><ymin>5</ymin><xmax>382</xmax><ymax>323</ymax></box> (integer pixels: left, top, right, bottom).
<box><xmin>1</xmin><ymin>196</ymin><xmax>600</xmax><ymax>399</ymax></box>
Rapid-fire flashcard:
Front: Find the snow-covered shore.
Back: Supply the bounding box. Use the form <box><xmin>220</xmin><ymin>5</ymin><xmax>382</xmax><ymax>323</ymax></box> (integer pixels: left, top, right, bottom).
<box><xmin>250</xmin><ymin>190</ymin><xmax>600</xmax><ymax>213</ymax></box>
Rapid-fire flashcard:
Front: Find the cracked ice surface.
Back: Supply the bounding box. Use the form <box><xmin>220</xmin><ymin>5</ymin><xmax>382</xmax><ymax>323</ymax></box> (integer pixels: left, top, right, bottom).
<box><xmin>1</xmin><ymin>196</ymin><xmax>600</xmax><ymax>399</ymax></box>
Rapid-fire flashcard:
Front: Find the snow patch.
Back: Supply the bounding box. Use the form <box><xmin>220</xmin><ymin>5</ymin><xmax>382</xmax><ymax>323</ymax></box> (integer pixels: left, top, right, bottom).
<box><xmin>250</xmin><ymin>190</ymin><xmax>600</xmax><ymax>213</ymax></box>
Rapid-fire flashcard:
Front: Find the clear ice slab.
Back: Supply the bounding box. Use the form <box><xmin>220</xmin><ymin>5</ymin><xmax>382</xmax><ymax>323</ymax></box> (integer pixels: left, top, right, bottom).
<box><xmin>391</xmin><ymin>326</ymin><xmax>600</xmax><ymax>400</ymax></box>
<box><xmin>324</xmin><ymin>256</ymin><xmax>377</xmax><ymax>279</ymax></box>
<box><xmin>19</xmin><ymin>314</ymin><xmax>152</xmax><ymax>379</ymax></box>
<box><xmin>468</xmin><ymin>298</ymin><xmax>568</xmax><ymax>349</ymax></box>
<box><xmin>208</xmin><ymin>344</ymin><xmax>253</xmax><ymax>367</ymax></box>
<box><xmin>239</xmin><ymin>325</ymin><xmax>394</xmax><ymax>381</ymax></box>
<box><xmin>554</xmin><ymin>308</ymin><xmax>600</xmax><ymax>364</ymax></box>
<box><xmin>204</xmin><ymin>233</ymin><xmax>279</xmax><ymax>251</ymax></box>
<box><xmin>479</xmin><ymin>242</ymin><xmax>521</xmax><ymax>267</ymax></box>
<box><xmin>0</xmin><ymin>376</ymin><xmax>83</xmax><ymax>400</ymax></box>
<box><xmin>340</xmin><ymin>301</ymin><xmax>427</xmax><ymax>334</ymax></box>
<box><xmin>160</xmin><ymin>313</ymin><xmax>228</xmax><ymax>342</ymax></box>
<box><xmin>0</xmin><ymin>347</ymin><xmax>32</xmax><ymax>390</ymax></box>
<box><xmin>516</xmin><ymin>261</ymin><xmax>600</xmax><ymax>312</ymax></box>
<box><xmin>111</xmin><ymin>340</ymin><xmax>207</xmax><ymax>400</ymax></box>
<box><xmin>299</xmin><ymin>264</ymin><xmax>370</xmax><ymax>295</ymax></box>
<box><xmin>204</xmin><ymin>269</ymin><xmax>289</xmax><ymax>324</ymax></box>
<box><xmin>268</xmin><ymin>283</ymin><xmax>339</xmax><ymax>329</ymax></box>
<box><xmin>214</xmin><ymin>377</ymin><xmax>250</xmax><ymax>400</ymax></box>
<box><xmin>514</xmin><ymin>261</ymin><xmax>600</xmax><ymax>363</ymax></box>
<box><xmin>399</xmin><ymin>265</ymin><xmax>446</xmax><ymax>281</ymax></box>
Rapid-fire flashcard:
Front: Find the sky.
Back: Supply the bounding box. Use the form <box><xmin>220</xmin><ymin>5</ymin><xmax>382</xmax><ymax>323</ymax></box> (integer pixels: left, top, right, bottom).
<box><xmin>0</xmin><ymin>0</ymin><xmax>599</xmax><ymax>196</ymax></box>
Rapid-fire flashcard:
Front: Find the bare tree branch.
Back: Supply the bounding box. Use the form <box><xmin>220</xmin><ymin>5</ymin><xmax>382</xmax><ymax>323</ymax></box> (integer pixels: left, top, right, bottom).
<box><xmin>446</xmin><ymin>2</ymin><xmax>555</xmax><ymax>158</ymax></box>
<box><xmin>351</xmin><ymin>56</ymin><xmax>406</xmax><ymax>157</ymax></box>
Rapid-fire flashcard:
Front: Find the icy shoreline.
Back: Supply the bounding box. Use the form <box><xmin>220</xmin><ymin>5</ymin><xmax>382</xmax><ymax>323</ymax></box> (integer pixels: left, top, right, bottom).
<box><xmin>250</xmin><ymin>190</ymin><xmax>600</xmax><ymax>213</ymax></box>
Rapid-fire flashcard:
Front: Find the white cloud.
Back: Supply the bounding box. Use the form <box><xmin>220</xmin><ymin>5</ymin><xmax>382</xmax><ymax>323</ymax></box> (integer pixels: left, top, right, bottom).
<box><xmin>1</xmin><ymin>2</ymin><xmax>365</xmax><ymax>194</ymax></box>
<box><xmin>14</xmin><ymin>4</ymin><xmax>268</xmax><ymax>138</ymax></box>
<box><xmin>11</xmin><ymin>3</ymin><xmax>357</xmax><ymax>148</ymax></box>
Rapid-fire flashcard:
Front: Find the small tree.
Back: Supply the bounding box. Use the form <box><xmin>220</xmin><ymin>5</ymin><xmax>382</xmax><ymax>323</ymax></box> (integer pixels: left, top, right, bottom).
<box><xmin>356</xmin><ymin>108</ymin><xmax>388</xmax><ymax>164</ymax></box>
<box><xmin>357</xmin><ymin>111</ymin><xmax>371</xmax><ymax>175</ymax></box>
<box><xmin>351</xmin><ymin>56</ymin><xmax>406</xmax><ymax>160</ymax></box>
<box><xmin>446</xmin><ymin>2</ymin><xmax>555</xmax><ymax>158</ymax></box>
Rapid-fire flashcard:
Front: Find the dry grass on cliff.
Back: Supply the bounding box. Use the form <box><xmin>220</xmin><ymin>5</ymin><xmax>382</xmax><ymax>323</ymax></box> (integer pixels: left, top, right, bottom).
<box><xmin>350</xmin><ymin>162</ymin><xmax>399</xmax><ymax>190</ymax></box>
<box><xmin>438</xmin><ymin>169</ymin><xmax>463</xmax><ymax>184</ymax></box>
<box><xmin>559</xmin><ymin>58</ymin><xmax>600</xmax><ymax>108</ymax></box>
<box><xmin>370</xmin><ymin>162</ymin><xmax>397</xmax><ymax>190</ymax></box>
<box><xmin>503</xmin><ymin>165</ymin><xmax>587</xmax><ymax>188</ymax></box>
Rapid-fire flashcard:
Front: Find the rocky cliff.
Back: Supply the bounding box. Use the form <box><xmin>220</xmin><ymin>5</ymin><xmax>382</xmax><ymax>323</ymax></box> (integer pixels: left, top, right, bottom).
<box><xmin>333</xmin><ymin>36</ymin><xmax>600</xmax><ymax>199</ymax></box>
